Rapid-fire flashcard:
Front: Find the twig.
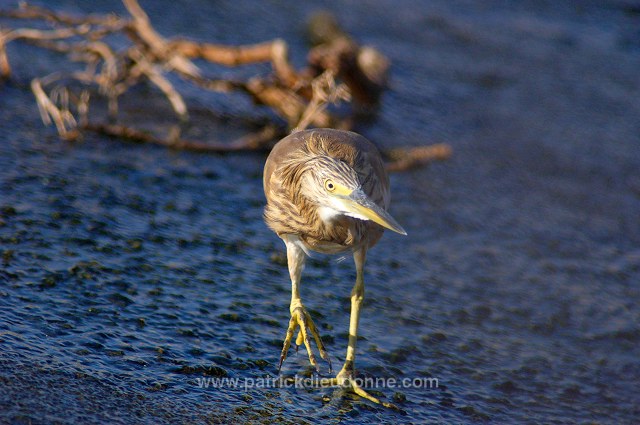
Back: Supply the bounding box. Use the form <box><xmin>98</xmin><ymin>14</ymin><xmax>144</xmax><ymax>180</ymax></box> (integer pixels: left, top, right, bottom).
<box><xmin>1</xmin><ymin>3</ymin><xmax>123</xmax><ymax>28</ymax></box>
<box><xmin>31</xmin><ymin>76</ymin><xmax>78</xmax><ymax>140</ymax></box>
<box><xmin>122</xmin><ymin>0</ymin><xmax>200</xmax><ymax>78</ymax></box>
<box><xmin>294</xmin><ymin>71</ymin><xmax>350</xmax><ymax>131</ymax></box>
<box><xmin>246</xmin><ymin>77</ymin><xmax>328</xmax><ymax>128</ymax></box>
<box><xmin>127</xmin><ymin>47</ymin><xmax>188</xmax><ymax>119</ymax></box>
<box><xmin>0</xmin><ymin>30</ymin><xmax>10</xmax><ymax>78</ymax></box>
<box><xmin>83</xmin><ymin>122</ymin><xmax>281</xmax><ymax>152</ymax></box>
<box><xmin>385</xmin><ymin>144</ymin><xmax>453</xmax><ymax>172</ymax></box>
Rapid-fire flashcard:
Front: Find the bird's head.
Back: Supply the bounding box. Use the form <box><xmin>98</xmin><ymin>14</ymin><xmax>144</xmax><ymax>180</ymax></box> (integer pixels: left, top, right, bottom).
<box><xmin>302</xmin><ymin>156</ymin><xmax>407</xmax><ymax>235</ymax></box>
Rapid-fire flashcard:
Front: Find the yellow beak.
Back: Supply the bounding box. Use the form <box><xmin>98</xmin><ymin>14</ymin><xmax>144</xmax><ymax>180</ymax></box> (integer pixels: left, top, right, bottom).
<box><xmin>342</xmin><ymin>189</ymin><xmax>407</xmax><ymax>235</ymax></box>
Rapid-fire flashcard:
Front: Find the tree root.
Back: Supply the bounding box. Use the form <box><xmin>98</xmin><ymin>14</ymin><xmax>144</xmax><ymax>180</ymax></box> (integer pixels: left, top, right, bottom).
<box><xmin>0</xmin><ymin>1</ymin><xmax>451</xmax><ymax>171</ymax></box>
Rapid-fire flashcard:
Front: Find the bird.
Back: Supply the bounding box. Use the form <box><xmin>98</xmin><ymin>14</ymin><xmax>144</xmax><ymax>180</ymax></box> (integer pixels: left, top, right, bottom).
<box><xmin>263</xmin><ymin>128</ymin><xmax>406</xmax><ymax>406</ymax></box>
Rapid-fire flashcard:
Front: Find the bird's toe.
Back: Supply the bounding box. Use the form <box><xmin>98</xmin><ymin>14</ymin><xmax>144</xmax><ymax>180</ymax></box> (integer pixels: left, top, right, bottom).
<box><xmin>278</xmin><ymin>306</ymin><xmax>332</xmax><ymax>373</ymax></box>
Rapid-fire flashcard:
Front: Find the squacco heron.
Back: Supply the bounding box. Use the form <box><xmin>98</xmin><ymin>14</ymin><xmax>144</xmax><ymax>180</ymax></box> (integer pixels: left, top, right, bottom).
<box><xmin>263</xmin><ymin>128</ymin><xmax>406</xmax><ymax>405</ymax></box>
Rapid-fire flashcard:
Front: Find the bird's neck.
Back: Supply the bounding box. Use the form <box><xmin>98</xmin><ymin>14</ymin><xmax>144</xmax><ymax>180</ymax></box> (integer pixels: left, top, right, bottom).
<box><xmin>317</xmin><ymin>205</ymin><xmax>341</xmax><ymax>225</ymax></box>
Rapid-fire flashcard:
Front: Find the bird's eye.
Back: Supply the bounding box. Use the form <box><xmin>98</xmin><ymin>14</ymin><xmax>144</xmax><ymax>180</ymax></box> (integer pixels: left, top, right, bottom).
<box><xmin>324</xmin><ymin>179</ymin><xmax>336</xmax><ymax>192</ymax></box>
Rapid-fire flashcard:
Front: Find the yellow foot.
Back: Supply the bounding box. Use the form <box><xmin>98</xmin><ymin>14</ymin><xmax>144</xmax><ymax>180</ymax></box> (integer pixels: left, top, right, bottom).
<box><xmin>278</xmin><ymin>306</ymin><xmax>332</xmax><ymax>372</ymax></box>
<box><xmin>326</xmin><ymin>368</ymin><xmax>399</xmax><ymax>410</ymax></box>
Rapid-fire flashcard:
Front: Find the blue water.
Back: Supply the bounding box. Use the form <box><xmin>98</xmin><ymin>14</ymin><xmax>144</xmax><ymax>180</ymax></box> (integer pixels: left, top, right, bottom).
<box><xmin>1</xmin><ymin>0</ymin><xmax>639</xmax><ymax>423</ymax></box>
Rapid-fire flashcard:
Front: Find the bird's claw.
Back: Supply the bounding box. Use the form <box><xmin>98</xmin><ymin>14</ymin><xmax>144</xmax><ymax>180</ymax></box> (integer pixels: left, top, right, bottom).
<box><xmin>328</xmin><ymin>368</ymin><xmax>400</xmax><ymax>410</ymax></box>
<box><xmin>278</xmin><ymin>306</ymin><xmax>332</xmax><ymax>373</ymax></box>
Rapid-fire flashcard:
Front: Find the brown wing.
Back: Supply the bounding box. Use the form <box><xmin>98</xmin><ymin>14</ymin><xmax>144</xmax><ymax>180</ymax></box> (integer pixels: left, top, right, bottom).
<box><xmin>263</xmin><ymin>130</ymin><xmax>304</xmax><ymax>197</ymax></box>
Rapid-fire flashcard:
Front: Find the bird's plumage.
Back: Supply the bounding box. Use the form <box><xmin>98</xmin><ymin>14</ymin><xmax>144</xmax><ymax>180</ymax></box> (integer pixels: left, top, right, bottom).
<box><xmin>263</xmin><ymin>128</ymin><xmax>390</xmax><ymax>254</ymax></box>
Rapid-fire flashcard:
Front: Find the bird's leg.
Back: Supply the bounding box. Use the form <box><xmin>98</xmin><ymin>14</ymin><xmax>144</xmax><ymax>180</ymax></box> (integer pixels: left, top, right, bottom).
<box><xmin>278</xmin><ymin>236</ymin><xmax>332</xmax><ymax>372</ymax></box>
<box><xmin>335</xmin><ymin>246</ymin><xmax>366</xmax><ymax>383</ymax></box>
<box><xmin>329</xmin><ymin>246</ymin><xmax>398</xmax><ymax>409</ymax></box>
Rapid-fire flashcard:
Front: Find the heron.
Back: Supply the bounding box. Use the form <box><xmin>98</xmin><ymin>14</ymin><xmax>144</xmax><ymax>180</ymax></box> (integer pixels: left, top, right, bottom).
<box><xmin>263</xmin><ymin>128</ymin><xmax>406</xmax><ymax>406</ymax></box>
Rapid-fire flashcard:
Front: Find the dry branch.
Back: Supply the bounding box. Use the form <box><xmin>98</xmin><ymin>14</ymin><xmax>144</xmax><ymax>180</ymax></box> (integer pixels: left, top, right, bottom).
<box><xmin>31</xmin><ymin>76</ymin><xmax>78</xmax><ymax>140</ymax></box>
<box><xmin>0</xmin><ymin>0</ymin><xmax>450</xmax><ymax>170</ymax></box>
<box><xmin>294</xmin><ymin>70</ymin><xmax>350</xmax><ymax>132</ymax></box>
<box><xmin>385</xmin><ymin>144</ymin><xmax>453</xmax><ymax>172</ymax></box>
<box><xmin>83</xmin><ymin>122</ymin><xmax>281</xmax><ymax>153</ymax></box>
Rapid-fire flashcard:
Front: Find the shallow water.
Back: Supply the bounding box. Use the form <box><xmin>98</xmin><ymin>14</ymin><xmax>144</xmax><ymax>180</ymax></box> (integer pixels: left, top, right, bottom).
<box><xmin>1</xmin><ymin>0</ymin><xmax>639</xmax><ymax>423</ymax></box>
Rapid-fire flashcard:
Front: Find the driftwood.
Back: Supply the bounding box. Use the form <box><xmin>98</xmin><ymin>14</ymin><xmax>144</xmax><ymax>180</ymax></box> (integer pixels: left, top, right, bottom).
<box><xmin>0</xmin><ymin>0</ymin><xmax>451</xmax><ymax>171</ymax></box>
